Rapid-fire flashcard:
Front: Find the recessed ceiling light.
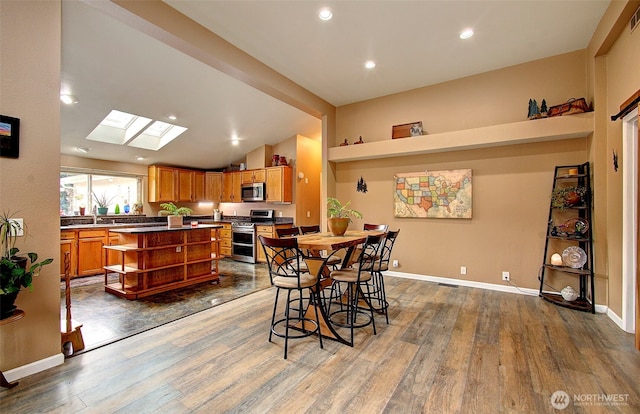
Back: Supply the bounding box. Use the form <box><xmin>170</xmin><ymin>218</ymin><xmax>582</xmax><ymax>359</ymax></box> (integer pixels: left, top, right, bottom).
<box><xmin>75</xmin><ymin>146</ymin><xmax>90</xmax><ymax>153</ymax></box>
<box><xmin>319</xmin><ymin>8</ymin><xmax>332</xmax><ymax>21</ymax></box>
<box><xmin>364</xmin><ymin>60</ymin><xmax>376</xmax><ymax>69</ymax></box>
<box><xmin>459</xmin><ymin>29</ymin><xmax>474</xmax><ymax>39</ymax></box>
<box><xmin>167</xmin><ymin>114</ymin><xmax>177</xmax><ymax>121</ymax></box>
<box><xmin>231</xmin><ymin>139</ymin><xmax>239</xmax><ymax>146</ymax></box>
<box><xmin>60</xmin><ymin>94</ymin><xmax>79</xmax><ymax>105</ymax></box>
<box><xmin>135</xmin><ymin>155</ymin><xmax>146</xmax><ymax>161</ymax></box>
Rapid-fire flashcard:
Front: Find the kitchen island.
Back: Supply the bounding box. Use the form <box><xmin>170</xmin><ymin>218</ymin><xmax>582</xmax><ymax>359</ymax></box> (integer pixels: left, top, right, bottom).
<box><xmin>104</xmin><ymin>224</ymin><xmax>222</xmax><ymax>300</ymax></box>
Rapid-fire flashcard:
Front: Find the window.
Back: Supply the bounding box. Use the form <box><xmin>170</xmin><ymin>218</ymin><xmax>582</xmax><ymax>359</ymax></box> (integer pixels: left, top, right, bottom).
<box><xmin>60</xmin><ymin>169</ymin><xmax>142</xmax><ymax>216</ymax></box>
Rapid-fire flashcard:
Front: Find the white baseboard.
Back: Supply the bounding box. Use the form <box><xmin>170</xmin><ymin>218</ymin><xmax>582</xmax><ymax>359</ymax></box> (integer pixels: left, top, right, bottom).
<box><xmin>385</xmin><ymin>270</ymin><xmax>608</xmax><ymax>315</ymax></box>
<box><xmin>3</xmin><ymin>353</ymin><xmax>64</xmax><ymax>383</ymax></box>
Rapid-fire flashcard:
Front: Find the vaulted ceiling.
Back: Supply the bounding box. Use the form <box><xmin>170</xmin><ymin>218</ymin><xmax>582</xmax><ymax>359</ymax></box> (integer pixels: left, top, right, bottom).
<box><xmin>60</xmin><ymin>0</ymin><xmax>610</xmax><ymax>170</ymax></box>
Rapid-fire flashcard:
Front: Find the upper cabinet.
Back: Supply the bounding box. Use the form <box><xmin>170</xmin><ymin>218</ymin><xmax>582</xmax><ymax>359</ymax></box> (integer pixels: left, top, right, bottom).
<box><xmin>265</xmin><ymin>166</ymin><xmax>292</xmax><ymax>203</ymax></box>
<box><xmin>148</xmin><ymin>166</ymin><xmax>178</xmax><ymax>202</ymax></box>
<box><xmin>149</xmin><ymin>166</ymin><xmax>207</xmax><ymax>203</ymax></box>
<box><xmin>205</xmin><ymin>172</ymin><xmax>223</xmax><ymax>202</ymax></box>
<box><xmin>241</xmin><ymin>168</ymin><xmax>265</xmax><ymax>184</ymax></box>
<box><xmin>222</xmin><ymin>171</ymin><xmax>242</xmax><ymax>202</ymax></box>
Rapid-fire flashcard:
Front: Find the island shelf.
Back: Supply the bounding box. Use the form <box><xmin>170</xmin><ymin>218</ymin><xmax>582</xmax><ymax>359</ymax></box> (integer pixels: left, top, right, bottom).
<box><xmin>104</xmin><ymin>225</ymin><xmax>222</xmax><ymax>300</ymax></box>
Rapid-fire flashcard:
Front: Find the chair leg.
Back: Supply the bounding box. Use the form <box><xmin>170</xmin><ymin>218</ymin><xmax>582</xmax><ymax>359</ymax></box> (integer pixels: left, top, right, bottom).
<box><xmin>312</xmin><ymin>289</ymin><xmax>324</xmax><ymax>350</ymax></box>
<box><xmin>378</xmin><ymin>272</ymin><xmax>389</xmax><ymax>324</ymax></box>
<box><xmin>283</xmin><ymin>289</ymin><xmax>292</xmax><ymax>359</ymax></box>
<box><xmin>269</xmin><ymin>288</ymin><xmax>280</xmax><ymax>343</ymax></box>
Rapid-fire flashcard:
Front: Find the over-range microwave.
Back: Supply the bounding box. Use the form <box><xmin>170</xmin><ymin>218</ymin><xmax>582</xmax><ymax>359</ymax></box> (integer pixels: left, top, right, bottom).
<box><xmin>241</xmin><ymin>182</ymin><xmax>266</xmax><ymax>202</ymax></box>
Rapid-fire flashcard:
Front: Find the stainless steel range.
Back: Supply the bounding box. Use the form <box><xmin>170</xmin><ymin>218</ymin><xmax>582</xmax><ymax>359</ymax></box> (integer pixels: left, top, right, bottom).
<box><xmin>231</xmin><ymin>209</ymin><xmax>274</xmax><ymax>263</ymax></box>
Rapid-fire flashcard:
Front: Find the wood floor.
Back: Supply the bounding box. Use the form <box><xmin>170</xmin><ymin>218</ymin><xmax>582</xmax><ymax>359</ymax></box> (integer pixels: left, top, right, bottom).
<box><xmin>2</xmin><ymin>277</ymin><xmax>639</xmax><ymax>413</ymax></box>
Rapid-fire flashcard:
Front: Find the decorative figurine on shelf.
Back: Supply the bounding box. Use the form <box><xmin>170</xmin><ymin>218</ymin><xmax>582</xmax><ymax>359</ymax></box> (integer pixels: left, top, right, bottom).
<box><xmin>272</xmin><ymin>154</ymin><xmax>279</xmax><ymax>166</ymax></box>
<box><xmin>123</xmin><ymin>201</ymin><xmax>130</xmax><ymax>214</ymax></box>
<box><xmin>357</xmin><ymin>176</ymin><xmax>368</xmax><ymax>193</ymax></box>
<box><xmin>353</xmin><ymin>136</ymin><xmax>364</xmax><ymax>144</ymax></box>
<box><xmin>133</xmin><ymin>201</ymin><xmax>143</xmax><ymax>215</ymax></box>
<box><xmin>540</xmin><ymin>99</ymin><xmax>548</xmax><ymax>117</ymax></box>
<box><xmin>528</xmin><ymin>99</ymin><xmax>541</xmax><ymax>120</ymax></box>
<box><xmin>278</xmin><ymin>155</ymin><xmax>288</xmax><ymax>166</ymax></box>
<box><xmin>339</xmin><ymin>138</ymin><xmax>349</xmax><ymax>146</ymax></box>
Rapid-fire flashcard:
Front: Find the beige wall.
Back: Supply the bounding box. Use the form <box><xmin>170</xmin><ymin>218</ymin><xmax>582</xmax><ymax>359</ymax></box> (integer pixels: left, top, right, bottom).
<box><xmin>336</xmin><ymin>50</ymin><xmax>587</xmax><ymax>147</ymax></box>
<box><xmin>333</xmin><ymin>50</ymin><xmax>593</xmax><ymax>293</ymax></box>
<box><xmin>596</xmin><ymin>1</ymin><xmax>640</xmax><ymax>315</ymax></box>
<box><xmin>0</xmin><ymin>1</ymin><xmax>62</xmax><ymax>372</ymax></box>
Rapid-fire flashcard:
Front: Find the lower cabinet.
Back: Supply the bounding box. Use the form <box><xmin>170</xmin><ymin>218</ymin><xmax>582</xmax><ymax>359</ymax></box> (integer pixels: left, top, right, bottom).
<box><xmin>60</xmin><ymin>231</ymin><xmax>77</xmax><ymax>277</ymax></box>
<box><xmin>77</xmin><ymin>230</ymin><xmax>106</xmax><ymax>277</ymax></box>
<box><xmin>256</xmin><ymin>224</ymin><xmax>291</xmax><ymax>263</ymax></box>
<box><xmin>218</xmin><ymin>223</ymin><xmax>232</xmax><ymax>257</ymax></box>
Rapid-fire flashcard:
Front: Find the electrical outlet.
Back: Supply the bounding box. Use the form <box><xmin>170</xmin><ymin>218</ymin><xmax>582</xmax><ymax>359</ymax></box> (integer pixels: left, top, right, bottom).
<box><xmin>176</xmin><ymin>246</ymin><xmax>182</xmax><ymax>253</ymax></box>
<box><xmin>392</xmin><ymin>260</ymin><xmax>399</xmax><ymax>267</ymax></box>
<box><xmin>12</xmin><ymin>218</ymin><xmax>24</xmax><ymax>236</ymax></box>
<box><xmin>460</xmin><ymin>266</ymin><xmax>467</xmax><ymax>275</ymax></box>
<box><xmin>502</xmin><ymin>271</ymin><xmax>510</xmax><ymax>281</ymax></box>
<box><xmin>306</xmin><ymin>211</ymin><xmax>311</xmax><ymax>218</ymax></box>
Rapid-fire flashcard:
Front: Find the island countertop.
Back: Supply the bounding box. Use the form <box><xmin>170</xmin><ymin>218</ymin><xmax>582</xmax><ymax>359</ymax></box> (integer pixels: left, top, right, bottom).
<box><xmin>108</xmin><ymin>224</ymin><xmax>222</xmax><ymax>234</ymax></box>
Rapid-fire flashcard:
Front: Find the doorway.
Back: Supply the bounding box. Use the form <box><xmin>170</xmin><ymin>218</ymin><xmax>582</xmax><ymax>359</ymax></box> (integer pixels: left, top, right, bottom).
<box><xmin>622</xmin><ymin>107</ymin><xmax>638</xmax><ymax>334</ymax></box>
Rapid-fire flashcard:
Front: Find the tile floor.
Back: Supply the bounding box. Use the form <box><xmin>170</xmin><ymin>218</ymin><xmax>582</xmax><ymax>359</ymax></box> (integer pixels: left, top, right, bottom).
<box><xmin>60</xmin><ymin>259</ymin><xmax>272</xmax><ymax>354</ymax></box>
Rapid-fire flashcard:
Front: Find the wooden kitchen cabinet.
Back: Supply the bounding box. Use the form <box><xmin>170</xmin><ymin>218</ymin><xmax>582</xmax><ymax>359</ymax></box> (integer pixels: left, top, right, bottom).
<box><xmin>222</xmin><ymin>172</ymin><xmax>242</xmax><ymax>202</ymax></box>
<box><xmin>193</xmin><ymin>171</ymin><xmax>205</xmax><ymax>202</ymax></box>
<box><xmin>218</xmin><ymin>223</ymin><xmax>232</xmax><ymax>257</ymax></box>
<box><xmin>255</xmin><ymin>224</ymin><xmax>292</xmax><ymax>263</ymax></box>
<box><xmin>178</xmin><ymin>169</ymin><xmax>194</xmax><ymax>202</ymax></box>
<box><xmin>265</xmin><ymin>166</ymin><xmax>292</xmax><ymax>203</ymax></box>
<box><xmin>77</xmin><ymin>230</ymin><xmax>106</xmax><ymax>277</ymax></box>
<box><xmin>148</xmin><ymin>165</ymin><xmax>178</xmax><ymax>202</ymax></box>
<box><xmin>205</xmin><ymin>172</ymin><xmax>223</xmax><ymax>202</ymax></box>
<box><xmin>60</xmin><ymin>230</ymin><xmax>77</xmax><ymax>277</ymax></box>
<box><xmin>241</xmin><ymin>169</ymin><xmax>265</xmax><ymax>184</ymax></box>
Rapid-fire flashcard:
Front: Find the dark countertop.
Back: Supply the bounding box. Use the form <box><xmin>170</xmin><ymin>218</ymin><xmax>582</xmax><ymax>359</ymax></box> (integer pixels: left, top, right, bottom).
<box><xmin>60</xmin><ymin>215</ymin><xmax>294</xmax><ymax>230</ymax></box>
<box><xmin>108</xmin><ymin>224</ymin><xmax>222</xmax><ymax>234</ymax></box>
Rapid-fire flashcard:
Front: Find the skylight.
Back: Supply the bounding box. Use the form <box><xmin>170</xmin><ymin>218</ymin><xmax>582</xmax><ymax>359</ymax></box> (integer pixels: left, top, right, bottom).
<box><xmin>86</xmin><ymin>110</ymin><xmax>187</xmax><ymax>151</ymax></box>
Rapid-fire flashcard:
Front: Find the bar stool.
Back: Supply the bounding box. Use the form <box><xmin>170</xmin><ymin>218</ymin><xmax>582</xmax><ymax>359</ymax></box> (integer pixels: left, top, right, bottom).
<box><xmin>328</xmin><ymin>234</ymin><xmax>384</xmax><ymax>346</ymax></box>
<box><xmin>259</xmin><ymin>235</ymin><xmax>323</xmax><ymax>359</ymax></box>
<box><xmin>364</xmin><ymin>223</ymin><xmax>389</xmax><ymax>232</ymax></box>
<box><xmin>368</xmin><ymin>229</ymin><xmax>400</xmax><ymax>324</ymax></box>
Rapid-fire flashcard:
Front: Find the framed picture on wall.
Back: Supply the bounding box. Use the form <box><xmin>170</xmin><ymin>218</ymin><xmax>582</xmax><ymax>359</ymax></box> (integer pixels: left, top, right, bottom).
<box><xmin>0</xmin><ymin>115</ymin><xmax>20</xmax><ymax>158</ymax></box>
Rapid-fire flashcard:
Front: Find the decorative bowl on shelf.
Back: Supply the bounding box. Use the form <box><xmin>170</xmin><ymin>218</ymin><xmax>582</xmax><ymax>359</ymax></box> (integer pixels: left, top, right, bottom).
<box><xmin>558</xmin><ymin>218</ymin><xmax>589</xmax><ymax>237</ymax></box>
<box><xmin>562</xmin><ymin>246</ymin><xmax>587</xmax><ymax>268</ymax></box>
<box><xmin>561</xmin><ymin>286</ymin><xmax>579</xmax><ymax>301</ymax></box>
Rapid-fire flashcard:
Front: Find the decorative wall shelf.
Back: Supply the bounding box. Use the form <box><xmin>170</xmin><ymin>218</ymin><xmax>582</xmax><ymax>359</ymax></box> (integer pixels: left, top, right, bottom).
<box><xmin>328</xmin><ymin>112</ymin><xmax>594</xmax><ymax>163</ymax></box>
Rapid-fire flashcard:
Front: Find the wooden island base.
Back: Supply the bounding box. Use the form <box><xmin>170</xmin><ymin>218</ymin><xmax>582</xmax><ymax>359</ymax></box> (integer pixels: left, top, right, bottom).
<box><xmin>104</xmin><ymin>225</ymin><xmax>222</xmax><ymax>300</ymax></box>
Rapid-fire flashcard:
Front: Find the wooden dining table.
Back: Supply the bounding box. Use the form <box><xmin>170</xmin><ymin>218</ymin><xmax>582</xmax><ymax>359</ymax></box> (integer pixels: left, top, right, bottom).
<box><xmin>294</xmin><ymin>230</ymin><xmax>384</xmax><ymax>345</ymax></box>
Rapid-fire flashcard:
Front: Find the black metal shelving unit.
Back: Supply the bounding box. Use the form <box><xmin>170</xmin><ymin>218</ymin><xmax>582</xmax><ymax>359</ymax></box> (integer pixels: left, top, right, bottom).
<box><xmin>538</xmin><ymin>162</ymin><xmax>595</xmax><ymax>313</ymax></box>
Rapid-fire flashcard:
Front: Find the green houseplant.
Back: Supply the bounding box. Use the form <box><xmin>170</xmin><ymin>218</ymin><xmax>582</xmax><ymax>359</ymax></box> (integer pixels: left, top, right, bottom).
<box><xmin>327</xmin><ymin>197</ymin><xmax>362</xmax><ymax>236</ymax></box>
<box><xmin>0</xmin><ymin>211</ymin><xmax>54</xmax><ymax>319</ymax></box>
<box><xmin>93</xmin><ymin>191</ymin><xmax>117</xmax><ymax>215</ymax></box>
<box><xmin>160</xmin><ymin>202</ymin><xmax>193</xmax><ymax>228</ymax></box>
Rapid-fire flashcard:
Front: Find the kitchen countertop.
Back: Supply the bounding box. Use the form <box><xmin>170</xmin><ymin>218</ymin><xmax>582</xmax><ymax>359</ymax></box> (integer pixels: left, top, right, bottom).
<box><xmin>108</xmin><ymin>224</ymin><xmax>222</xmax><ymax>233</ymax></box>
<box><xmin>60</xmin><ymin>216</ymin><xmax>294</xmax><ymax>230</ymax></box>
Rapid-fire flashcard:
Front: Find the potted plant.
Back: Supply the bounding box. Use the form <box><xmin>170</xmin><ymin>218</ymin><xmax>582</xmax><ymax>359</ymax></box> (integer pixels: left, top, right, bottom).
<box><xmin>93</xmin><ymin>191</ymin><xmax>117</xmax><ymax>215</ymax></box>
<box><xmin>0</xmin><ymin>211</ymin><xmax>53</xmax><ymax>319</ymax></box>
<box><xmin>160</xmin><ymin>202</ymin><xmax>193</xmax><ymax>228</ymax></box>
<box><xmin>327</xmin><ymin>197</ymin><xmax>362</xmax><ymax>236</ymax></box>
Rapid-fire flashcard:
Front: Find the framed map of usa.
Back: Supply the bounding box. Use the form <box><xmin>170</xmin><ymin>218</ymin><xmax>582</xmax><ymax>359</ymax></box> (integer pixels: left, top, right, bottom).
<box><xmin>394</xmin><ymin>169</ymin><xmax>472</xmax><ymax>219</ymax></box>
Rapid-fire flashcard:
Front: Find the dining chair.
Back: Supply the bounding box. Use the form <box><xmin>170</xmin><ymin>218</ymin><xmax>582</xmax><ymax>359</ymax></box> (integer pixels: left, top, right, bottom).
<box><xmin>299</xmin><ymin>225</ymin><xmax>321</xmax><ymax>234</ymax></box>
<box><xmin>275</xmin><ymin>226</ymin><xmax>301</xmax><ymax>238</ymax></box>
<box><xmin>367</xmin><ymin>229</ymin><xmax>400</xmax><ymax>324</ymax></box>
<box><xmin>328</xmin><ymin>234</ymin><xmax>384</xmax><ymax>346</ymax></box>
<box><xmin>363</xmin><ymin>223</ymin><xmax>389</xmax><ymax>232</ymax></box>
<box><xmin>259</xmin><ymin>235</ymin><xmax>323</xmax><ymax>359</ymax></box>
